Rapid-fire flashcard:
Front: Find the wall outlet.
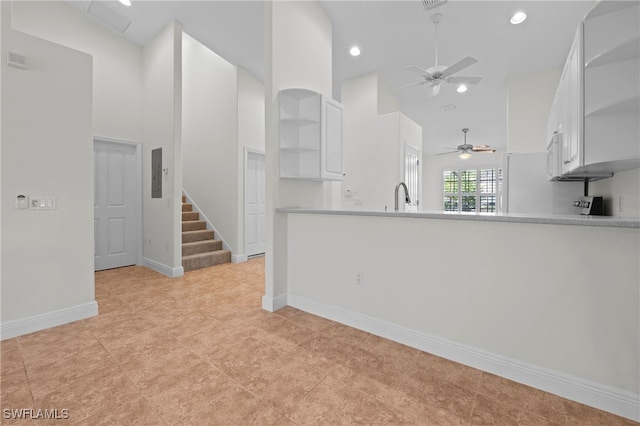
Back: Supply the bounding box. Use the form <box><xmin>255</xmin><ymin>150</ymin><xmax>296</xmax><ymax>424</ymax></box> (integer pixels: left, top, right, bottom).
<box><xmin>356</xmin><ymin>270</ymin><xmax>364</xmax><ymax>285</ymax></box>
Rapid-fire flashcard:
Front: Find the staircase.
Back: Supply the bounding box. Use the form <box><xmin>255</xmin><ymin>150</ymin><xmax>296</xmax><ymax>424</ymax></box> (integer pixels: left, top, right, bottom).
<box><xmin>181</xmin><ymin>195</ymin><xmax>231</xmax><ymax>272</ymax></box>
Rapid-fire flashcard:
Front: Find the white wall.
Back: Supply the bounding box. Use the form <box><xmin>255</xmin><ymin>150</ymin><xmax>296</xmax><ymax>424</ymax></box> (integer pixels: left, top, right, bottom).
<box><xmin>377</xmin><ymin>77</ymin><xmax>403</xmax><ymax>115</ymax></box>
<box><xmin>422</xmin><ymin>153</ymin><xmax>503</xmax><ymax>211</ymax></box>
<box><xmin>285</xmin><ymin>212</ymin><xmax>639</xmax><ymax>421</ymax></box>
<box><xmin>1</xmin><ymin>11</ymin><xmax>96</xmax><ymax>335</ymax></box>
<box><xmin>507</xmin><ymin>67</ymin><xmax>562</xmax><ymax>153</ymax></box>
<box><xmin>341</xmin><ymin>73</ymin><xmax>421</xmax><ymax>212</ymax></box>
<box><xmin>142</xmin><ymin>22</ymin><xmax>183</xmax><ymax>275</ymax></box>
<box><xmin>263</xmin><ymin>0</ymin><xmax>333</xmax><ymax>309</ymax></box>
<box><xmin>11</xmin><ymin>0</ymin><xmax>143</xmax><ymax>142</ymax></box>
<box><xmin>181</xmin><ymin>32</ymin><xmax>239</xmax><ymax>254</ymax></box>
<box><xmin>237</xmin><ymin>66</ymin><xmax>266</xmax><ymax>256</ymax></box>
<box><xmin>590</xmin><ymin>168</ymin><xmax>640</xmax><ymax>218</ymax></box>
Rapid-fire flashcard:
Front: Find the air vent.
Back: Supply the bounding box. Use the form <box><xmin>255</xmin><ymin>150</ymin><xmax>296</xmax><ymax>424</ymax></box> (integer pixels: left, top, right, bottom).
<box><xmin>86</xmin><ymin>0</ymin><xmax>132</xmax><ymax>33</ymax></box>
<box><xmin>440</xmin><ymin>103</ymin><xmax>457</xmax><ymax>112</ymax></box>
<box><xmin>422</xmin><ymin>0</ymin><xmax>447</xmax><ymax>11</ymax></box>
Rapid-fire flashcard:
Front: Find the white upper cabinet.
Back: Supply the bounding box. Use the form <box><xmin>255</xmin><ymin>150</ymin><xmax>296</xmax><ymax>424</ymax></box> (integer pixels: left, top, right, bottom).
<box><xmin>278</xmin><ymin>88</ymin><xmax>343</xmax><ymax>181</ymax></box>
<box><xmin>582</xmin><ymin>2</ymin><xmax>639</xmax><ymax>170</ymax></box>
<box><xmin>551</xmin><ymin>1</ymin><xmax>639</xmax><ymax>179</ymax></box>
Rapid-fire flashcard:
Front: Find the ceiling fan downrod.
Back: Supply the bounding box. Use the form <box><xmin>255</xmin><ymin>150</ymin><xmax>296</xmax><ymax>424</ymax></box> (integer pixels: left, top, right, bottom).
<box><xmin>431</xmin><ymin>13</ymin><xmax>442</xmax><ymax>68</ymax></box>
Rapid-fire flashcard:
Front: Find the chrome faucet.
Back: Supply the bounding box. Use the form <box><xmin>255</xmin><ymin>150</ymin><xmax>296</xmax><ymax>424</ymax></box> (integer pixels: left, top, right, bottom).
<box><xmin>395</xmin><ymin>182</ymin><xmax>411</xmax><ymax>211</ymax></box>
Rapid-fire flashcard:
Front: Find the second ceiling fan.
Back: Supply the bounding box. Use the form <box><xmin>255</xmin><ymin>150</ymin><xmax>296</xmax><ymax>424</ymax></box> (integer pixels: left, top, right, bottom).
<box><xmin>397</xmin><ymin>13</ymin><xmax>482</xmax><ymax>97</ymax></box>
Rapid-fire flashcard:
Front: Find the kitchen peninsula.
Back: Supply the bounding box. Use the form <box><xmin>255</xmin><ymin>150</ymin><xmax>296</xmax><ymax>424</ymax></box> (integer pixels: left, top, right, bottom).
<box><xmin>274</xmin><ymin>208</ymin><xmax>640</xmax><ymax>421</ymax></box>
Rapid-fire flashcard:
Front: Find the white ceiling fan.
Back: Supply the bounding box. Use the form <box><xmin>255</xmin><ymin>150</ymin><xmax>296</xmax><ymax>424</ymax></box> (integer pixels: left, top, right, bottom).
<box><xmin>396</xmin><ymin>13</ymin><xmax>482</xmax><ymax>97</ymax></box>
<box><xmin>437</xmin><ymin>128</ymin><xmax>496</xmax><ymax>159</ymax></box>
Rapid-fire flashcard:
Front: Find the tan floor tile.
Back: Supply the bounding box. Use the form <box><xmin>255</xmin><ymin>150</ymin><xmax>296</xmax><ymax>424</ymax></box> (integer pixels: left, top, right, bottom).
<box><xmin>287</xmin><ymin>334</ymin><xmax>357</xmax><ymax>371</ymax></box>
<box><xmin>33</xmin><ymin>362</ymin><xmax>140</xmax><ymax>425</ymax></box>
<box><xmin>143</xmin><ymin>362</ymin><xmax>238</xmax><ymax>425</ymax></box>
<box><xmin>180</xmin><ymin>322</ymin><xmax>256</xmax><ymax>359</ymax></box>
<box><xmin>240</xmin><ymin>354</ymin><xmax>328</xmax><ymax>413</ymax></box>
<box><xmin>564</xmin><ymin>399</ymin><xmax>639</xmax><ymax>426</ymax></box>
<box><xmin>286</xmin><ymin>311</ymin><xmax>336</xmax><ymax>332</ymax></box>
<box><xmin>87</xmin><ymin>314</ymin><xmax>160</xmax><ymax>348</ymax></box>
<box><xmin>207</xmin><ymin>337</ymin><xmax>284</xmax><ymax>382</ymax></box>
<box><xmin>1</xmin><ymin>370</ymin><xmax>34</xmax><ymax>415</ymax></box>
<box><xmin>471</xmin><ymin>392</ymin><xmax>558</xmax><ymax>425</ymax></box>
<box><xmin>25</xmin><ymin>339</ymin><xmax>115</xmax><ymax>395</ymax></box>
<box><xmin>18</xmin><ymin>324</ymin><xmax>99</xmax><ymax>372</ymax></box>
<box><xmin>287</xmin><ymin>374</ymin><xmax>414</xmax><ymax>425</ymax></box>
<box><xmin>97</xmin><ymin>326</ymin><xmax>178</xmax><ymax>364</ymax></box>
<box><xmin>176</xmin><ymin>386</ymin><xmax>281</xmax><ymax>425</ymax></box>
<box><xmin>74</xmin><ymin>394</ymin><xmax>165</xmax><ymax>426</ymax></box>
<box><xmin>256</xmin><ymin>316</ymin><xmax>318</xmax><ymax>352</ymax></box>
<box><xmin>118</xmin><ymin>348</ymin><xmax>203</xmax><ymax>391</ymax></box>
<box><xmin>153</xmin><ymin>309</ymin><xmax>222</xmax><ymax>341</ymax></box>
<box><xmin>477</xmin><ymin>372</ymin><xmax>566</xmax><ymax>424</ymax></box>
<box><xmin>5</xmin><ymin>258</ymin><xmax>631</xmax><ymax>426</ymax></box>
<box><xmin>0</xmin><ymin>339</ymin><xmax>24</xmax><ymax>376</ymax></box>
<box><xmin>273</xmin><ymin>306</ymin><xmax>301</xmax><ymax>319</ymax></box>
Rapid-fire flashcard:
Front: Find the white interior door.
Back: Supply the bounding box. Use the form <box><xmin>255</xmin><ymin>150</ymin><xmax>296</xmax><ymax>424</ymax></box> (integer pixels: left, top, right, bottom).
<box><xmin>94</xmin><ymin>140</ymin><xmax>138</xmax><ymax>271</ymax></box>
<box><xmin>404</xmin><ymin>144</ymin><xmax>420</xmax><ymax>213</ymax></box>
<box><xmin>246</xmin><ymin>150</ymin><xmax>266</xmax><ymax>257</ymax></box>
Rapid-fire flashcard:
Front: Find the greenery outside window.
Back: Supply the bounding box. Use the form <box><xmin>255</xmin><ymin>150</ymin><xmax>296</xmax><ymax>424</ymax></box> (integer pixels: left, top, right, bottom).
<box><xmin>443</xmin><ymin>168</ymin><xmax>500</xmax><ymax>213</ymax></box>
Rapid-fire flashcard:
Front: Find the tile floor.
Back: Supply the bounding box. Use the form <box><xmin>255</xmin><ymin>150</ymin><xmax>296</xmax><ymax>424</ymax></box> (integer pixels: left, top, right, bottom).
<box><xmin>1</xmin><ymin>257</ymin><xmax>637</xmax><ymax>425</ymax></box>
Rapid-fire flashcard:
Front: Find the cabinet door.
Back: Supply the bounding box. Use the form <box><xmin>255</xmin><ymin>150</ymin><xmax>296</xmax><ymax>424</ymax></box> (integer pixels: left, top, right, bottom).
<box><xmin>321</xmin><ymin>97</ymin><xmax>343</xmax><ymax>180</ymax></box>
<box><xmin>561</xmin><ymin>26</ymin><xmax>584</xmax><ymax>175</ymax></box>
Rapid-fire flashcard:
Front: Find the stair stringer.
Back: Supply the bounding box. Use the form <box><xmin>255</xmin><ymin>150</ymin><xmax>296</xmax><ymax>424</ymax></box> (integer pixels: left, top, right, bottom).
<box><xmin>181</xmin><ymin>189</ymin><xmax>234</xmax><ymax>259</ymax></box>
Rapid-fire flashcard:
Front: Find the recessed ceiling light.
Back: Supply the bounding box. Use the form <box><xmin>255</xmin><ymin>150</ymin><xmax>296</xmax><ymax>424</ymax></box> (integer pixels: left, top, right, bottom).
<box><xmin>119</xmin><ymin>0</ymin><xmax>132</xmax><ymax>6</ymax></box>
<box><xmin>456</xmin><ymin>84</ymin><xmax>467</xmax><ymax>93</ymax></box>
<box><xmin>349</xmin><ymin>46</ymin><xmax>361</xmax><ymax>57</ymax></box>
<box><xmin>510</xmin><ymin>11</ymin><xmax>527</xmax><ymax>25</ymax></box>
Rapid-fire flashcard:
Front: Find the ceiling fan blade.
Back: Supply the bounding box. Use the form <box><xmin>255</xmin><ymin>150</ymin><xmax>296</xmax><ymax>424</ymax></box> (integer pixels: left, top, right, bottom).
<box><xmin>446</xmin><ymin>76</ymin><xmax>483</xmax><ymax>85</ymax></box>
<box><xmin>393</xmin><ymin>80</ymin><xmax>428</xmax><ymax>91</ymax></box>
<box><xmin>441</xmin><ymin>56</ymin><xmax>478</xmax><ymax>78</ymax></box>
<box><xmin>405</xmin><ymin>65</ymin><xmax>432</xmax><ymax>78</ymax></box>
<box><xmin>473</xmin><ymin>148</ymin><xmax>497</xmax><ymax>153</ymax></box>
<box><xmin>436</xmin><ymin>151</ymin><xmax>460</xmax><ymax>156</ymax></box>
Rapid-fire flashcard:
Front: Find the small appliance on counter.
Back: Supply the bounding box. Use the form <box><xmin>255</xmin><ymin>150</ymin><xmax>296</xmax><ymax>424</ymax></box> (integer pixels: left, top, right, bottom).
<box><xmin>573</xmin><ymin>196</ymin><xmax>604</xmax><ymax>215</ymax></box>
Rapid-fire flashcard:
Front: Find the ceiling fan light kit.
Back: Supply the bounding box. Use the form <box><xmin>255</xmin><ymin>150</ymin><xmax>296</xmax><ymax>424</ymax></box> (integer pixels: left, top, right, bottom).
<box><xmin>437</xmin><ymin>128</ymin><xmax>496</xmax><ymax>158</ymax></box>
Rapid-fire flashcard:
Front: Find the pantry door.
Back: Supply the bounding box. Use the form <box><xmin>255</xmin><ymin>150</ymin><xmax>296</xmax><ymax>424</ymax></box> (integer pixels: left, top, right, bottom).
<box><xmin>245</xmin><ymin>150</ymin><xmax>266</xmax><ymax>257</ymax></box>
<box><xmin>94</xmin><ymin>139</ymin><xmax>140</xmax><ymax>271</ymax></box>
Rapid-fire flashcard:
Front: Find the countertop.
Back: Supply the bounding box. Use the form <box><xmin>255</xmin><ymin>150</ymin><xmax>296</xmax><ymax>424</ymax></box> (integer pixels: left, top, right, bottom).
<box><xmin>276</xmin><ymin>208</ymin><xmax>640</xmax><ymax>228</ymax></box>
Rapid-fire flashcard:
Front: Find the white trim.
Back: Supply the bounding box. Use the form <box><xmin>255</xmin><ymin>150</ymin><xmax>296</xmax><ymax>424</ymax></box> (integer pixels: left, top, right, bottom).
<box><xmin>1</xmin><ymin>302</ymin><xmax>98</xmax><ymax>340</ymax></box>
<box><xmin>261</xmin><ymin>293</ymin><xmax>287</xmax><ymax>312</ymax></box>
<box><xmin>287</xmin><ymin>292</ymin><xmax>640</xmax><ymax>422</ymax></box>
<box><xmin>93</xmin><ymin>136</ymin><xmax>143</xmax><ymax>267</ymax></box>
<box><xmin>232</xmin><ymin>254</ymin><xmax>248</xmax><ymax>263</ymax></box>
<box><xmin>244</xmin><ymin>148</ymin><xmax>266</xmax><ymax>258</ymax></box>
<box><xmin>181</xmin><ymin>189</ymin><xmax>232</xmax><ymax>255</ymax></box>
<box><xmin>142</xmin><ymin>257</ymin><xmax>184</xmax><ymax>278</ymax></box>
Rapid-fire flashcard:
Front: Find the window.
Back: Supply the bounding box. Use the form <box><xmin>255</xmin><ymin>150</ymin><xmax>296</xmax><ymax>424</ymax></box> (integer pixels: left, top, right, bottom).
<box><xmin>443</xmin><ymin>168</ymin><xmax>500</xmax><ymax>213</ymax></box>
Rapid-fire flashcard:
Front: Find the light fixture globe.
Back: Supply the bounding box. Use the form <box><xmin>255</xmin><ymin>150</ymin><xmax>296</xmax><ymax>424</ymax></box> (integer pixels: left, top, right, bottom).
<box><xmin>510</xmin><ymin>11</ymin><xmax>527</xmax><ymax>24</ymax></box>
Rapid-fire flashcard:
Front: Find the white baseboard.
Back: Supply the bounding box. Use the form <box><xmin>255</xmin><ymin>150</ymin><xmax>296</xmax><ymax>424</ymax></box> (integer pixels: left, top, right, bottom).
<box><xmin>142</xmin><ymin>257</ymin><xmax>184</xmax><ymax>278</ymax></box>
<box><xmin>261</xmin><ymin>293</ymin><xmax>288</xmax><ymax>312</ymax></box>
<box><xmin>1</xmin><ymin>301</ymin><xmax>98</xmax><ymax>340</ymax></box>
<box><xmin>232</xmin><ymin>254</ymin><xmax>248</xmax><ymax>263</ymax></box>
<box><xmin>287</xmin><ymin>293</ymin><xmax>640</xmax><ymax>422</ymax></box>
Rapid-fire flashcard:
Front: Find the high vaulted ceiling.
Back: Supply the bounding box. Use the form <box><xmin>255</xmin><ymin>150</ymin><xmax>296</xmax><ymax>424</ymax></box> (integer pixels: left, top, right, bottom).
<box><xmin>66</xmin><ymin>0</ymin><xmax>596</xmax><ymax>154</ymax></box>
